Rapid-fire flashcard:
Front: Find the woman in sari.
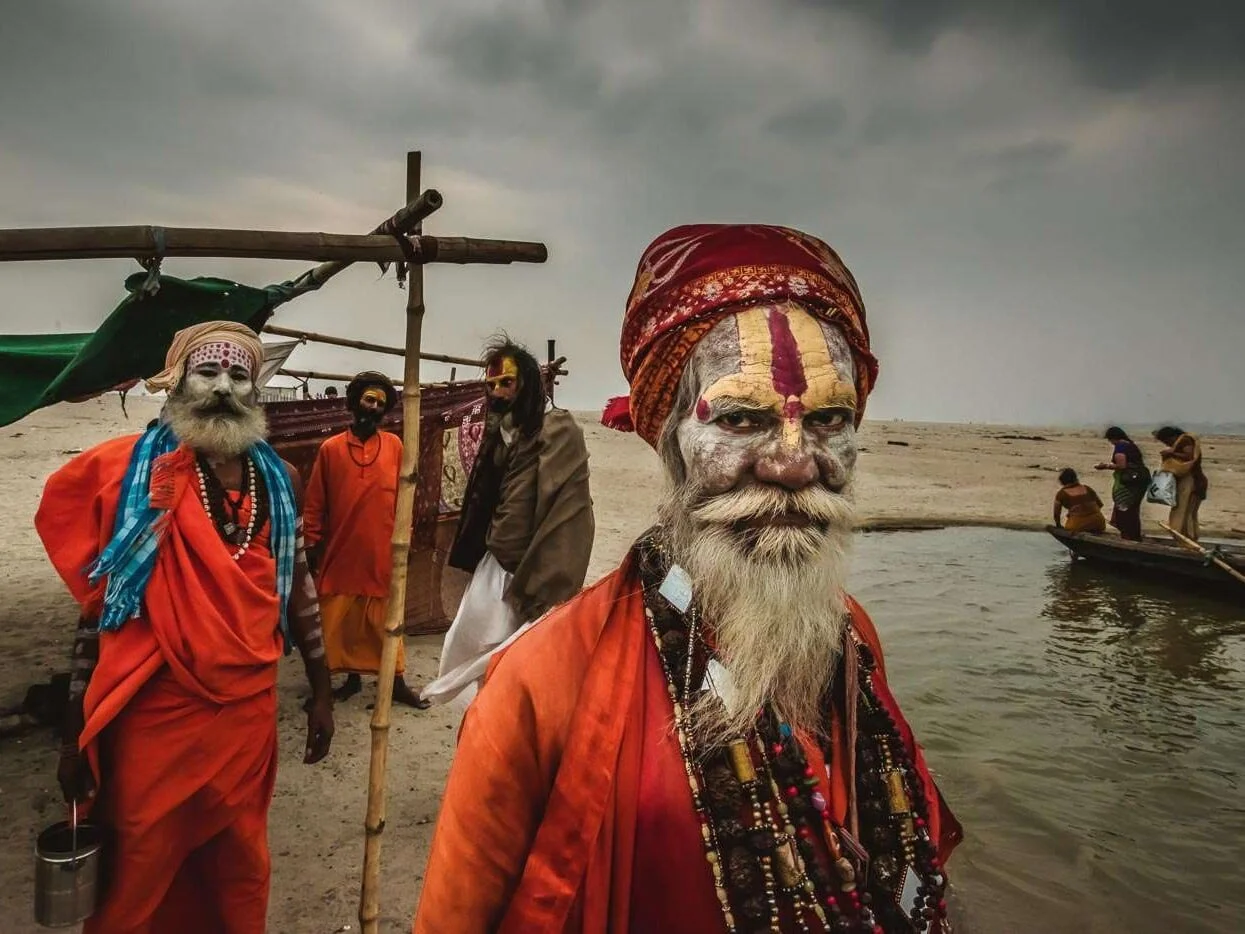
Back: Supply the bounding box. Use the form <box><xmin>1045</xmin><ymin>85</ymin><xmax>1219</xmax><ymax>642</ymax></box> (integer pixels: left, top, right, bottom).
<box><xmin>1095</xmin><ymin>427</ymin><xmax>1149</xmax><ymax>541</ymax></box>
<box><xmin>1153</xmin><ymin>425</ymin><xmax>1208</xmax><ymax>540</ymax></box>
<box><xmin>1053</xmin><ymin>468</ymin><xmax>1107</xmax><ymax>534</ymax></box>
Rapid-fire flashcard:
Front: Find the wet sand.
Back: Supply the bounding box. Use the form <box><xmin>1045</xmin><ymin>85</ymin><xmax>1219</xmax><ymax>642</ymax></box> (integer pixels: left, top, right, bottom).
<box><xmin>1</xmin><ymin>398</ymin><xmax>1242</xmax><ymax>932</ymax></box>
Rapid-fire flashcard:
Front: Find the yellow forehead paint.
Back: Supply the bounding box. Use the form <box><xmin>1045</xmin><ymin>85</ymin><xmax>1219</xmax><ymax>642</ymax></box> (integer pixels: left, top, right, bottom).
<box><xmin>699</xmin><ymin>302</ymin><xmax>857</xmax><ymax>447</ymax></box>
<box><xmin>361</xmin><ymin>388</ymin><xmax>387</xmax><ymax>405</ymax></box>
<box><xmin>485</xmin><ymin>356</ymin><xmax>519</xmax><ymax>388</ymax></box>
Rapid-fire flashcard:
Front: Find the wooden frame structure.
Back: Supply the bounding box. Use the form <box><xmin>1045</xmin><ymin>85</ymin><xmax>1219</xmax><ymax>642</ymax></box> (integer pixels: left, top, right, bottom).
<box><xmin>0</xmin><ymin>151</ymin><xmax>548</xmax><ymax>934</ymax></box>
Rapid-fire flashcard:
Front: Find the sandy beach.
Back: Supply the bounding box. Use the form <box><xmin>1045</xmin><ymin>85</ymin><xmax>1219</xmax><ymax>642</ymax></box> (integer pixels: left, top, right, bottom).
<box><xmin>2</xmin><ymin>396</ymin><xmax>1243</xmax><ymax>933</ymax></box>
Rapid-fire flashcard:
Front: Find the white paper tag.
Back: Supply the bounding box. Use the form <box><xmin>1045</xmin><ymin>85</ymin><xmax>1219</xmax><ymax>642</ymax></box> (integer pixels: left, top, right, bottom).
<box><xmin>899</xmin><ymin>865</ymin><xmax>921</xmax><ymax>918</ymax></box>
<box><xmin>702</xmin><ymin>658</ymin><xmax>736</xmax><ymax>709</ymax></box>
<box><xmin>658</xmin><ymin>564</ymin><xmax>694</xmax><ymax>613</ymax></box>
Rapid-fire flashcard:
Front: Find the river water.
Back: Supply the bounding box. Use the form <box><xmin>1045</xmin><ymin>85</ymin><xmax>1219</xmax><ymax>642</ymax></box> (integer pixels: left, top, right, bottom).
<box><xmin>851</xmin><ymin>527</ymin><xmax>1245</xmax><ymax>934</ymax></box>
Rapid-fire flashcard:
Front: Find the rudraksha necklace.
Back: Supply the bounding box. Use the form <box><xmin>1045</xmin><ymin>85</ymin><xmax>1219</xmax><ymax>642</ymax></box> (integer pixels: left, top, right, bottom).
<box><xmin>636</xmin><ymin>533</ymin><xmax>950</xmax><ymax>933</ymax></box>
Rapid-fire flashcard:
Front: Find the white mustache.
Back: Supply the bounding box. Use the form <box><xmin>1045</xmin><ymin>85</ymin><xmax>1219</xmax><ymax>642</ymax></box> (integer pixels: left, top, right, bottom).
<box><xmin>688</xmin><ymin>484</ymin><xmax>855</xmax><ymax>529</ymax></box>
<box><xmin>194</xmin><ymin>394</ymin><xmax>248</xmax><ymax>415</ymax></box>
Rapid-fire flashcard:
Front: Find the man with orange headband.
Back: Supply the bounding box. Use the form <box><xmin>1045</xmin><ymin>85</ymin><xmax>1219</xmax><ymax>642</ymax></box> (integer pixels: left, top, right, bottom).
<box><xmin>37</xmin><ymin>321</ymin><xmax>334</xmax><ymax>933</ymax></box>
<box><xmin>420</xmin><ymin>338</ymin><xmax>594</xmax><ymax>706</ymax></box>
<box><xmin>415</xmin><ymin>226</ymin><xmax>962</xmax><ymax>933</ymax></box>
<box><xmin>303</xmin><ymin>370</ymin><xmax>426</xmax><ymax>707</ymax></box>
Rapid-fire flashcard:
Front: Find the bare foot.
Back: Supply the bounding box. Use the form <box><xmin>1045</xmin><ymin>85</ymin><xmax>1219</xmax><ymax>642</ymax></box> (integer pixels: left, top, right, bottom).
<box><xmin>393</xmin><ymin>679</ymin><xmax>430</xmax><ymax>710</ymax></box>
<box><xmin>333</xmin><ymin>674</ymin><xmax>363</xmax><ymax>702</ymax></box>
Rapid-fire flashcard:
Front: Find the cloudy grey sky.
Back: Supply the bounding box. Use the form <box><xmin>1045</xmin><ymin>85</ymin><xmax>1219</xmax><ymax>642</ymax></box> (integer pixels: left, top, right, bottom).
<box><xmin>1</xmin><ymin>0</ymin><xmax>1242</xmax><ymax>426</ymax></box>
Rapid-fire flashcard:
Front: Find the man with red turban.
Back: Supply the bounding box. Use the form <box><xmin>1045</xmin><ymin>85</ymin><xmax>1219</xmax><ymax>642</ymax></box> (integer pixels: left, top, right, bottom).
<box><xmin>414</xmin><ymin>225</ymin><xmax>962</xmax><ymax>933</ymax></box>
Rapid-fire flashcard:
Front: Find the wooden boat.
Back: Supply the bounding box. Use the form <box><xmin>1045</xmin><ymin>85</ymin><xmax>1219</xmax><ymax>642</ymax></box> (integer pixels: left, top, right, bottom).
<box><xmin>1046</xmin><ymin>525</ymin><xmax>1245</xmax><ymax>594</ymax></box>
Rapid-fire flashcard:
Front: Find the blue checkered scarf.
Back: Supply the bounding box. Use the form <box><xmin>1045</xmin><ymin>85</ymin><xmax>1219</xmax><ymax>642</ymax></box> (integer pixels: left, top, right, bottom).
<box><xmin>88</xmin><ymin>423</ymin><xmax>296</xmax><ymax>652</ymax></box>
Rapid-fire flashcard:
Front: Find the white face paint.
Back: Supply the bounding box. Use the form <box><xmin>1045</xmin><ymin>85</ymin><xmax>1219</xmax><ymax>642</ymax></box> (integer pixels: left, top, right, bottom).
<box><xmin>658</xmin><ymin>302</ymin><xmax>861</xmax><ymax>748</ymax></box>
<box><xmin>182</xmin><ymin>360</ymin><xmax>255</xmax><ymax>405</ymax></box>
<box><xmin>165</xmin><ymin>357</ymin><xmax>267</xmax><ymax>457</ymax></box>
<box><xmin>673</xmin><ymin>303</ymin><xmax>859</xmax><ymax>555</ymax></box>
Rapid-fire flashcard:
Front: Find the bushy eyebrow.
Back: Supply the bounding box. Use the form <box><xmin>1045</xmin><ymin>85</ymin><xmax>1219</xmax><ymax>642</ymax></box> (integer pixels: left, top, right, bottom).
<box><xmin>700</xmin><ymin>395</ymin><xmax>777</xmax><ymax>416</ymax></box>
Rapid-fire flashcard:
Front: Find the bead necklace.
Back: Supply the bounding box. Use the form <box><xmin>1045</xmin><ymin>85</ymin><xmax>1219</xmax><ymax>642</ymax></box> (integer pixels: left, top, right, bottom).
<box><xmin>348</xmin><ymin>431</ymin><xmax>382</xmax><ymax>469</ymax></box>
<box><xmin>195</xmin><ymin>454</ymin><xmax>262</xmax><ymax>561</ymax></box>
<box><xmin>636</xmin><ymin>531</ymin><xmax>950</xmax><ymax>933</ymax></box>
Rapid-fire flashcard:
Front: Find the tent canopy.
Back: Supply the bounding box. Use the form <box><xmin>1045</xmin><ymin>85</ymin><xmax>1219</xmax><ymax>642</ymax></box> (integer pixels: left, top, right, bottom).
<box><xmin>0</xmin><ymin>272</ymin><xmax>296</xmax><ymax>427</ymax></box>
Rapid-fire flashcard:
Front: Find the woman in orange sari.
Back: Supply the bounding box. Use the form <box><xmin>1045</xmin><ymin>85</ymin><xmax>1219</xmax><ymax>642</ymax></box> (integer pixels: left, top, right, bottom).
<box><xmin>1053</xmin><ymin>468</ymin><xmax>1107</xmax><ymax>534</ymax></box>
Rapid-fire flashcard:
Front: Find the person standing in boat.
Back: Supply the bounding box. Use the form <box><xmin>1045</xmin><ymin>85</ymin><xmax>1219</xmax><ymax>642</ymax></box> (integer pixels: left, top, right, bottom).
<box><xmin>1153</xmin><ymin>425</ymin><xmax>1209</xmax><ymax>541</ymax></box>
<box><xmin>1095</xmin><ymin>427</ymin><xmax>1150</xmax><ymax>541</ymax></box>
<box><xmin>1053</xmin><ymin>468</ymin><xmax>1107</xmax><ymax>534</ymax></box>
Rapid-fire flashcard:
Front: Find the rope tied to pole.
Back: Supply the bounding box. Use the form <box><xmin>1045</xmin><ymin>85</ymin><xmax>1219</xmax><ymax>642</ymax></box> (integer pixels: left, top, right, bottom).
<box><xmin>388</xmin><ymin>232</ymin><xmax>420</xmax><ymax>290</ymax></box>
<box><xmin>137</xmin><ymin>226</ymin><xmax>166</xmax><ymax>297</ymax></box>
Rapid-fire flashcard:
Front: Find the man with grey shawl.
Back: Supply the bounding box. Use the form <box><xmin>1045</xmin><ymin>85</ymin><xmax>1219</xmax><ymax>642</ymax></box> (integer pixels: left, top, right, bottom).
<box><xmin>421</xmin><ymin>338</ymin><xmax>594</xmax><ymax>705</ymax></box>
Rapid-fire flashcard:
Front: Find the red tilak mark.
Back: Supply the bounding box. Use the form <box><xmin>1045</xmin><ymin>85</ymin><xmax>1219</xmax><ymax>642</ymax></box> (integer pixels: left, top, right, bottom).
<box><xmin>767</xmin><ymin>309</ymin><xmax>807</xmax><ymax>399</ymax></box>
<box><xmin>695</xmin><ymin>397</ymin><xmax>711</xmax><ymax>422</ymax></box>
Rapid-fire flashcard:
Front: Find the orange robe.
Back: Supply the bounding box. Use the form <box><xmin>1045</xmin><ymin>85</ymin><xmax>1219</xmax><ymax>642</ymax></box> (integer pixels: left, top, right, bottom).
<box><xmin>36</xmin><ymin>436</ymin><xmax>285</xmax><ymax>934</ymax></box>
<box><xmin>303</xmin><ymin>429</ymin><xmax>405</xmax><ymax>674</ymax></box>
<box><xmin>414</xmin><ymin>556</ymin><xmax>961</xmax><ymax>933</ymax></box>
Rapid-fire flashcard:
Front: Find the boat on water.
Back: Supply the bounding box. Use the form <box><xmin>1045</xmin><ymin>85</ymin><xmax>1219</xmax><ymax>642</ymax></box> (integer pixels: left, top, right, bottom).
<box><xmin>1046</xmin><ymin>525</ymin><xmax>1245</xmax><ymax>595</ymax></box>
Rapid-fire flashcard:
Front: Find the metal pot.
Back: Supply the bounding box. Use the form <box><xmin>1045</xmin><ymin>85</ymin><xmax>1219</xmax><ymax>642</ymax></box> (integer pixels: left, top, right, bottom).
<box><xmin>34</xmin><ymin>801</ymin><xmax>106</xmax><ymax>928</ymax></box>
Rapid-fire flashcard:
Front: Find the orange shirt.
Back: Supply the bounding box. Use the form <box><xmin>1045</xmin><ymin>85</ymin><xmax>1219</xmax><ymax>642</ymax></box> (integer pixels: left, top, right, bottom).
<box><xmin>414</xmin><ymin>559</ymin><xmax>961</xmax><ymax>933</ymax></box>
<box><xmin>303</xmin><ymin>429</ymin><xmax>402</xmax><ymax>598</ymax></box>
<box><xmin>35</xmin><ymin>435</ymin><xmax>286</xmax><ymax>783</ymax></box>
<box><xmin>36</xmin><ymin>436</ymin><xmax>285</xmax><ymax>933</ymax></box>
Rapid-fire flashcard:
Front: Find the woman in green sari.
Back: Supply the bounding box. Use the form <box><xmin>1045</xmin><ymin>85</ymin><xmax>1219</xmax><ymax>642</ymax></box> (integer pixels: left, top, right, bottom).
<box><xmin>1094</xmin><ymin>426</ymin><xmax>1150</xmax><ymax>541</ymax></box>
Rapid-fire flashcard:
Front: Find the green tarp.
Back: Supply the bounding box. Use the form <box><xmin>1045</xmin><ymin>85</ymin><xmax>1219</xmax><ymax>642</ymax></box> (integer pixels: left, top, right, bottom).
<box><xmin>0</xmin><ymin>272</ymin><xmax>298</xmax><ymax>427</ymax></box>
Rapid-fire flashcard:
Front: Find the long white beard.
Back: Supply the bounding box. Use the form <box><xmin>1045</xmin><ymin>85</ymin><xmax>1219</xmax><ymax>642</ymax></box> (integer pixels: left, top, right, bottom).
<box><xmin>660</xmin><ymin>482</ymin><xmax>857</xmax><ymax>751</ymax></box>
<box><xmin>165</xmin><ymin>389</ymin><xmax>268</xmax><ymax>457</ymax></box>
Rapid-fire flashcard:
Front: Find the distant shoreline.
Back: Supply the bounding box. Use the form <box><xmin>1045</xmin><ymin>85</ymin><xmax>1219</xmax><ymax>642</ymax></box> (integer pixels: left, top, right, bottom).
<box><xmin>569</xmin><ymin>410</ymin><xmax>1245</xmax><ymax>439</ymax></box>
<box><xmin>856</xmin><ymin>516</ymin><xmax>1245</xmax><ymax>541</ymax></box>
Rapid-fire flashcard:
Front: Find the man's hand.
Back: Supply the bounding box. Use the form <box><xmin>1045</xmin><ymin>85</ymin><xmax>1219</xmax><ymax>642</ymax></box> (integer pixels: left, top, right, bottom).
<box><xmin>57</xmin><ymin>746</ymin><xmax>95</xmax><ymax>803</ymax></box>
<box><xmin>304</xmin><ymin>698</ymin><xmax>334</xmax><ymax>764</ymax></box>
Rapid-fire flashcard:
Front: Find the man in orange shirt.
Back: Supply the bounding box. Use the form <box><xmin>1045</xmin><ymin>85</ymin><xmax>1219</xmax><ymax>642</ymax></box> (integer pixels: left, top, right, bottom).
<box><xmin>304</xmin><ymin>371</ymin><xmax>425</xmax><ymax>707</ymax></box>
<box><xmin>38</xmin><ymin>321</ymin><xmax>334</xmax><ymax>934</ymax></box>
<box><xmin>415</xmin><ymin>226</ymin><xmax>962</xmax><ymax>933</ymax></box>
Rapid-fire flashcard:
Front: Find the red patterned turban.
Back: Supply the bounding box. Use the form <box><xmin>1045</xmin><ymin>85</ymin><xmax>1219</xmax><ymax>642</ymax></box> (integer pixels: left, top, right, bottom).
<box><xmin>603</xmin><ymin>224</ymin><xmax>879</xmax><ymax>447</ymax></box>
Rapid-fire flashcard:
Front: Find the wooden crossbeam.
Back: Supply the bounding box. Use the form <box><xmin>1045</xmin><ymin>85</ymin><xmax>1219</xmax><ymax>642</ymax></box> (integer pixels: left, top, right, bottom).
<box><xmin>0</xmin><ymin>227</ymin><xmax>548</xmax><ymax>265</ymax></box>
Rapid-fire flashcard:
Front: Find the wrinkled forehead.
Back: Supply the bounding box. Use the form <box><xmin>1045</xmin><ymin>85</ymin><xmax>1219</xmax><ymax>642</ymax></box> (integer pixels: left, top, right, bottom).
<box><xmin>684</xmin><ymin>302</ymin><xmax>856</xmax><ymax>399</ymax></box>
<box><xmin>185</xmin><ymin>340</ymin><xmax>257</xmax><ymax>377</ymax></box>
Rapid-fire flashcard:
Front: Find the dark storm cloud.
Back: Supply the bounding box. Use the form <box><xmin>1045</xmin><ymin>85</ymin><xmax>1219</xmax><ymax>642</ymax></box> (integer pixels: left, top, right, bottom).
<box><xmin>790</xmin><ymin>0</ymin><xmax>1245</xmax><ymax>90</ymax></box>
<box><xmin>424</xmin><ymin>9</ymin><xmax>605</xmax><ymax>108</ymax></box>
<box><xmin>765</xmin><ymin>99</ymin><xmax>850</xmax><ymax>141</ymax></box>
<box><xmin>0</xmin><ymin>0</ymin><xmax>1241</xmax><ymax>428</ymax></box>
<box><xmin>965</xmin><ymin>140</ymin><xmax>1070</xmax><ymax>191</ymax></box>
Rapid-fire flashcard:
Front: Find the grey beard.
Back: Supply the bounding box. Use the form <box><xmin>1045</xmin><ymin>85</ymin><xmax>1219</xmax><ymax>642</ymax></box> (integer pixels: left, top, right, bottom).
<box><xmin>165</xmin><ymin>392</ymin><xmax>268</xmax><ymax>457</ymax></box>
<box><xmin>658</xmin><ymin>481</ymin><xmax>857</xmax><ymax>751</ymax></box>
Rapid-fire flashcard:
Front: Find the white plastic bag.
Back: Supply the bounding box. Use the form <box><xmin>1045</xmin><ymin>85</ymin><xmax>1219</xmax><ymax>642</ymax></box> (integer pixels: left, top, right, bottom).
<box><xmin>420</xmin><ymin>553</ymin><xmax>523</xmax><ymax>707</ymax></box>
<box><xmin>1146</xmin><ymin>470</ymin><xmax>1177</xmax><ymax>507</ymax></box>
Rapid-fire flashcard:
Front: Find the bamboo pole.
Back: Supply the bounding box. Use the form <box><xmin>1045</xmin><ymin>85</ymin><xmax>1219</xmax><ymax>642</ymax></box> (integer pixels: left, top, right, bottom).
<box><xmin>263</xmin><ymin>323</ymin><xmax>483</xmax><ymax>367</ymax></box>
<box><xmin>276</xmin><ymin>368</ymin><xmax>404</xmax><ymax>386</ymax></box>
<box><xmin>1159</xmin><ymin>521</ymin><xmax>1245</xmax><ymax>587</ymax></box>
<box><xmin>0</xmin><ymin>226</ymin><xmax>548</xmax><ymax>265</ymax></box>
<box><xmin>359</xmin><ymin>151</ymin><xmax>426</xmax><ymax>934</ymax></box>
